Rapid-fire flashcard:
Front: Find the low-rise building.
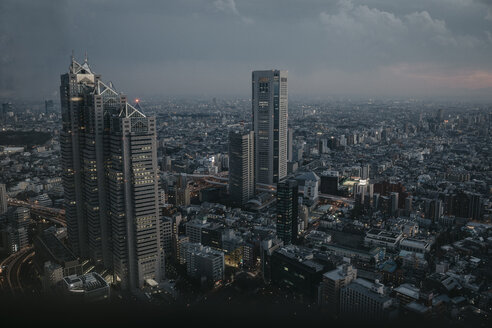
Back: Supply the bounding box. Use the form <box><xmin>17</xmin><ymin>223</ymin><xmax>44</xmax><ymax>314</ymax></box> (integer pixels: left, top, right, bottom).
<box><xmin>399</xmin><ymin>237</ymin><xmax>432</xmax><ymax>254</ymax></box>
<box><xmin>340</xmin><ymin>278</ymin><xmax>395</xmax><ymax>321</ymax></box>
<box><xmin>62</xmin><ymin>272</ymin><xmax>110</xmax><ymax>302</ymax></box>
<box><xmin>322</xmin><ymin>264</ymin><xmax>357</xmax><ymax>314</ymax></box>
<box><xmin>180</xmin><ymin>242</ymin><xmax>225</xmax><ymax>284</ymax></box>
<box><xmin>364</xmin><ymin>229</ymin><xmax>403</xmax><ymax>250</ymax></box>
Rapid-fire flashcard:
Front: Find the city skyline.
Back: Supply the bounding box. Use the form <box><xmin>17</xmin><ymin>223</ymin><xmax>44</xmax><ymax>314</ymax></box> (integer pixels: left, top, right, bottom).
<box><xmin>0</xmin><ymin>0</ymin><xmax>491</xmax><ymax>326</ymax></box>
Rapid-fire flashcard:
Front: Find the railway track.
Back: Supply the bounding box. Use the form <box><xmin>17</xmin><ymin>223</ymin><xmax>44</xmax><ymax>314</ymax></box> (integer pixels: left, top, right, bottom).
<box><xmin>0</xmin><ymin>247</ymin><xmax>35</xmax><ymax>296</ymax></box>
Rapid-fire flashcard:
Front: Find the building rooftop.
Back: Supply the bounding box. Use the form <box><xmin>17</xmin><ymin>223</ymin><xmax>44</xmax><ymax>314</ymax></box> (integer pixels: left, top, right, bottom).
<box><xmin>63</xmin><ymin>272</ymin><xmax>108</xmax><ymax>292</ymax></box>
<box><xmin>394</xmin><ymin>283</ymin><xmax>420</xmax><ymax>300</ymax></box>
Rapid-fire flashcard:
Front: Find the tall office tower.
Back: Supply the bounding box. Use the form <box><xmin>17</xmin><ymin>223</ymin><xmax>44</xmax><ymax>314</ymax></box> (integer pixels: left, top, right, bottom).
<box><xmin>228</xmin><ymin>130</ymin><xmax>255</xmax><ymax>206</ymax></box>
<box><xmin>361</xmin><ymin>164</ymin><xmax>370</xmax><ymax>180</ymax></box>
<box><xmin>60</xmin><ymin>56</ymin><xmax>162</xmax><ymax>290</ymax></box>
<box><xmin>0</xmin><ymin>183</ymin><xmax>7</xmax><ymax>215</ymax></box>
<box><xmin>45</xmin><ymin>100</ymin><xmax>54</xmax><ymax>115</ymax></box>
<box><xmin>404</xmin><ymin>196</ymin><xmax>413</xmax><ymax>215</ymax></box>
<box><xmin>276</xmin><ymin>179</ymin><xmax>299</xmax><ymax>245</ymax></box>
<box><xmin>353</xmin><ymin>180</ymin><xmax>373</xmax><ymax>207</ymax></box>
<box><xmin>175</xmin><ymin>173</ymin><xmax>190</xmax><ymax>207</ymax></box>
<box><xmin>437</xmin><ymin>108</ymin><xmax>444</xmax><ymax>121</ymax></box>
<box><xmin>428</xmin><ymin>199</ymin><xmax>443</xmax><ymax>221</ymax></box>
<box><xmin>469</xmin><ymin>193</ymin><xmax>482</xmax><ymax>221</ymax></box>
<box><xmin>1</xmin><ymin>102</ymin><xmax>13</xmax><ymax>123</ymax></box>
<box><xmin>7</xmin><ymin>207</ymin><xmax>30</xmax><ymax>252</ymax></box>
<box><xmin>252</xmin><ymin>70</ymin><xmax>288</xmax><ymax>185</ymax></box>
<box><xmin>319</xmin><ymin>138</ymin><xmax>328</xmax><ymax>154</ymax></box>
<box><xmin>287</xmin><ymin>128</ymin><xmax>293</xmax><ymax>161</ymax></box>
<box><xmin>390</xmin><ymin>192</ymin><xmax>399</xmax><ymax>217</ymax></box>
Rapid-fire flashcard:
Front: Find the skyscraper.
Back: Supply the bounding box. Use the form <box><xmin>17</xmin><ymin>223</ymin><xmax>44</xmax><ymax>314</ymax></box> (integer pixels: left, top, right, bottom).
<box><xmin>60</xmin><ymin>55</ymin><xmax>162</xmax><ymax>290</ymax></box>
<box><xmin>276</xmin><ymin>179</ymin><xmax>298</xmax><ymax>245</ymax></box>
<box><xmin>1</xmin><ymin>102</ymin><xmax>13</xmax><ymax>124</ymax></box>
<box><xmin>0</xmin><ymin>183</ymin><xmax>7</xmax><ymax>215</ymax></box>
<box><xmin>252</xmin><ymin>70</ymin><xmax>288</xmax><ymax>185</ymax></box>
<box><xmin>361</xmin><ymin>164</ymin><xmax>370</xmax><ymax>180</ymax></box>
<box><xmin>7</xmin><ymin>207</ymin><xmax>30</xmax><ymax>253</ymax></box>
<box><xmin>228</xmin><ymin>129</ymin><xmax>255</xmax><ymax>206</ymax></box>
<box><xmin>287</xmin><ymin>127</ymin><xmax>293</xmax><ymax>162</ymax></box>
<box><xmin>175</xmin><ymin>173</ymin><xmax>190</xmax><ymax>207</ymax></box>
<box><xmin>45</xmin><ymin>100</ymin><xmax>54</xmax><ymax>115</ymax></box>
<box><xmin>390</xmin><ymin>192</ymin><xmax>399</xmax><ymax>217</ymax></box>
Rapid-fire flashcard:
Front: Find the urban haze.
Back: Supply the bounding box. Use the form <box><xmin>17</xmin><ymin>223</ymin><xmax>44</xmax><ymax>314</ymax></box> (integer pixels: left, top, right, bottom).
<box><xmin>0</xmin><ymin>0</ymin><xmax>491</xmax><ymax>327</ymax></box>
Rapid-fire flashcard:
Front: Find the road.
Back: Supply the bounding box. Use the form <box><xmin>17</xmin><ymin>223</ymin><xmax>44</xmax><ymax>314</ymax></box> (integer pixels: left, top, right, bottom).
<box><xmin>0</xmin><ymin>247</ymin><xmax>35</xmax><ymax>296</ymax></box>
<box><xmin>189</xmin><ymin>174</ymin><xmax>354</xmax><ymax>206</ymax></box>
<box><xmin>7</xmin><ymin>198</ymin><xmax>66</xmax><ymax>227</ymax></box>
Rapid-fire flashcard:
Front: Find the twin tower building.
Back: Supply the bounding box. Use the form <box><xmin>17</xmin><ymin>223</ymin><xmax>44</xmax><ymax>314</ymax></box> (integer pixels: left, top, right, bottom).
<box><xmin>60</xmin><ymin>57</ymin><xmax>161</xmax><ymax>290</ymax></box>
<box><xmin>60</xmin><ymin>56</ymin><xmax>289</xmax><ymax>290</ymax></box>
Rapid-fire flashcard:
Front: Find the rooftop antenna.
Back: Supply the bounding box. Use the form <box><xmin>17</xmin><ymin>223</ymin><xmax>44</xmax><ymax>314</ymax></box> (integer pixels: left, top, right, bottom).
<box><xmin>84</xmin><ymin>51</ymin><xmax>88</xmax><ymax>63</ymax></box>
<box><xmin>70</xmin><ymin>50</ymin><xmax>75</xmax><ymax>72</ymax></box>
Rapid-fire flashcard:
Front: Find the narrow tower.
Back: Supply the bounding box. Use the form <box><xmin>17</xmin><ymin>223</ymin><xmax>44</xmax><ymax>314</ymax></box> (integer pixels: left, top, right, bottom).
<box><xmin>252</xmin><ymin>70</ymin><xmax>288</xmax><ymax>186</ymax></box>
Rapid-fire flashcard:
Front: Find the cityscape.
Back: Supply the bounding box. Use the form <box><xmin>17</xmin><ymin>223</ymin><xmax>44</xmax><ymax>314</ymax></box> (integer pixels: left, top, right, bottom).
<box><xmin>0</xmin><ymin>0</ymin><xmax>491</xmax><ymax>326</ymax></box>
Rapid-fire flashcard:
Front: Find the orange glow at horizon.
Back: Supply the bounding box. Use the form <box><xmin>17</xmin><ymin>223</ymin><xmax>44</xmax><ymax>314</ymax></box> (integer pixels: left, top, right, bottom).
<box><xmin>389</xmin><ymin>64</ymin><xmax>492</xmax><ymax>90</ymax></box>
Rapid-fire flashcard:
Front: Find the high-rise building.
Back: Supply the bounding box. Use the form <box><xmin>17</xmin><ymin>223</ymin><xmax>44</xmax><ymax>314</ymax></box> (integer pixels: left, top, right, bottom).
<box><xmin>320</xmin><ymin>171</ymin><xmax>339</xmax><ymax>195</ymax></box>
<box><xmin>390</xmin><ymin>192</ymin><xmax>399</xmax><ymax>217</ymax></box>
<box><xmin>0</xmin><ymin>183</ymin><xmax>7</xmax><ymax>215</ymax></box>
<box><xmin>252</xmin><ymin>70</ymin><xmax>288</xmax><ymax>185</ymax></box>
<box><xmin>287</xmin><ymin>128</ymin><xmax>293</xmax><ymax>161</ymax></box>
<box><xmin>45</xmin><ymin>100</ymin><xmax>54</xmax><ymax>115</ymax></box>
<box><xmin>276</xmin><ymin>179</ymin><xmax>299</xmax><ymax>245</ymax></box>
<box><xmin>405</xmin><ymin>196</ymin><xmax>413</xmax><ymax>215</ymax></box>
<box><xmin>5</xmin><ymin>207</ymin><xmax>30</xmax><ymax>253</ymax></box>
<box><xmin>228</xmin><ymin>130</ymin><xmax>255</xmax><ymax>206</ymax></box>
<box><xmin>319</xmin><ymin>138</ymin><xmax>328</xmax><ymax>154</ymax></box>
<box><xmin>160</xmin><ymin>216</ymin><xmax>172</xmax><ymax>256</ymax></box>
<box><xmin>60</xmin><ymin>56</ymin><xmax>162</xmax><ymax>290</ymax></box>
<box><xmin>361</xmin><ymin>164</ymin><xmax>370</xmax><ymax>180</ymax></box>
<box><xmin>437</xmin><ymin>108</ymin><xmax>444</xmax><ymax>121</ymax></box>
<box><xmin>427</xmin><ymin>199</ymin><xmax>443</xmax><ymax>221</ymax></box>
<box><xmin>1</xmin><ymin>102</ymin><xmax>13</xmax><ymax>124</ymax></box>
<box><xmin>175</xmin><ymin>173</ymin><xmax>190</xmax><ymax>207</ymax></box>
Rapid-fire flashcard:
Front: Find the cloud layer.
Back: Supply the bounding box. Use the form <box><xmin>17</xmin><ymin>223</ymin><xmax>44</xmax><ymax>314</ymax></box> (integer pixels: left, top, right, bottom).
<box><xmin>0</xmin><ymin>0</ymin><xmax>491</xmax><ymax>100</ymax></box>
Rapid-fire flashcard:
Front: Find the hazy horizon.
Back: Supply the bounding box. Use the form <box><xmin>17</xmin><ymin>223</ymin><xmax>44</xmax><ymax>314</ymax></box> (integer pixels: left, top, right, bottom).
<box><xmin>1</xmin><ymin>0</ymin><xmax>492</xmax><ymax>101</ymax></box>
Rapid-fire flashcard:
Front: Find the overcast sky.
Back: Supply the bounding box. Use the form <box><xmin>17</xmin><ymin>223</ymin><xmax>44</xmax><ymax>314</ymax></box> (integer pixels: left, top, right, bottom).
<box><xmin>1</xmin><ymin>0</ymin><xmax>492</xmax><ymax>101</ymax></box>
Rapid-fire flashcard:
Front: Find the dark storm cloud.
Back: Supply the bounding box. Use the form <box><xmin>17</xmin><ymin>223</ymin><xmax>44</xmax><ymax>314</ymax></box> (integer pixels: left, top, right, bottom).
<box><xmin>1</xmin><ymin>0</ymin><xmax>492</xmax><ymax>100</ymax></box>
